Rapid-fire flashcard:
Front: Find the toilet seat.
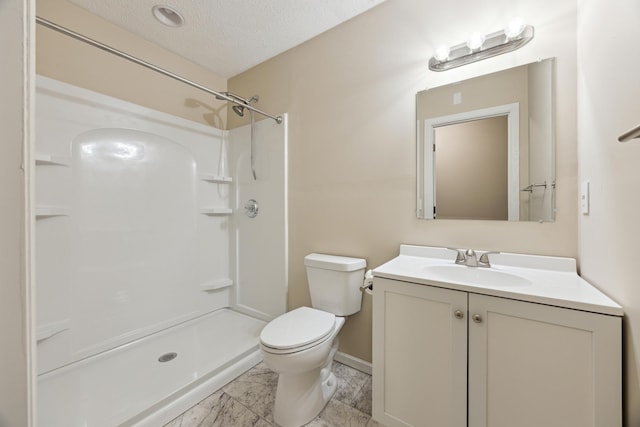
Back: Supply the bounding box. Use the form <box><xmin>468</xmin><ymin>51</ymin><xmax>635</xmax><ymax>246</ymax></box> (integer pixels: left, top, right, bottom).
<box><xmin>260</xmin><ymin>307</ymin><xmax>336</xmax><ymax>353</ymax></box>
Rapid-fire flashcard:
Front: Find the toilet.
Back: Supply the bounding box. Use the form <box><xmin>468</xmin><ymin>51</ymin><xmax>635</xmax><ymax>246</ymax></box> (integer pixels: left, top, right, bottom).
<box><xmin>259</xmin><ymin>253</ymin><xmax>366</xmax><ymax>427</ymax></box>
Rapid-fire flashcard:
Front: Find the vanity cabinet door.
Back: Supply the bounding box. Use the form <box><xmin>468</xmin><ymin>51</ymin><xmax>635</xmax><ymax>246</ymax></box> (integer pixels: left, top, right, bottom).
<box><xmin>467</xmin><ymin>293</ymin><xmax>622</xmax><ymax>427</ymax></box>
<box><xmin>372</xmin><ymin>278</ymin><xmax>468</xmax><ymax>427</ymax></box>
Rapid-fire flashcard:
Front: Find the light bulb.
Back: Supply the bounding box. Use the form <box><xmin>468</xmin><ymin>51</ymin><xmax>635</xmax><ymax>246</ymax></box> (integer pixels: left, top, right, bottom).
<box><xmin>434</xmin><ymin>46</ymin><xmax>450</xmax><ymax>61</ymax></box>
<box><xmin>505</xmin><ymin>18</ymin><xmax>526</xmax><ymax>39</ymax></box>
<box><xmin>466</xmin><ymin>32</ymin><xmax>485</xmax><ymax>51</ymax></box>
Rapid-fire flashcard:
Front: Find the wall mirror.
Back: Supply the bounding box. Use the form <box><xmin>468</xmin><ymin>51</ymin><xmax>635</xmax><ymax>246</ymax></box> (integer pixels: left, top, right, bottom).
<box><xmin>416</xmin><ymin>58</ymin><xmax>555</xmax><ymax>222</ymax></box>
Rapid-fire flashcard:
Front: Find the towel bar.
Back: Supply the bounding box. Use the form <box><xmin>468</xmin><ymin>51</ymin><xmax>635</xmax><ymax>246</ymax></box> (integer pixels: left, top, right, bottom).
<box><xmin>618</xmin><ymin>124</ymin><xmax>640</xmax><ymax>142</ymax></box>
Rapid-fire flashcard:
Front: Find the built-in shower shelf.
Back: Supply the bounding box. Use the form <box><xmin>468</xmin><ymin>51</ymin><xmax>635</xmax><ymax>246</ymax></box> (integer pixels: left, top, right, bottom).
<box><xmin>199</xmin><ymin>173</ymin><xmax>232</xmax><ymax>183</ymax></box>
<box><xmin>35</xmin><ymin>206</ymin><xmax>70</xmax><ymax>218</ymax></box>
<box><xmin>200</xmin><ymin>208</ymin><xmax>232</xmax><ymax>216</ymax></box>
<box><xmin>37</xmin><ymin>319</ymin><xmax>71</xmax><ymax>342</ymax></box>
<box><xmin>35</xmin><ymin>152</ymin><xmax>71</xmax><ymax>167</ymax></box>
<box><xmin>199</xmin><ymin>278</ymin><xmax>233</xmax><ymax>292</ymax></box>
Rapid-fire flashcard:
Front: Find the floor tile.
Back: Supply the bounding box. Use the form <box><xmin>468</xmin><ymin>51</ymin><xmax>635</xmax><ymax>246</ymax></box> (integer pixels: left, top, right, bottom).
<box><xmin>353</xmin><ymin>376</ymin><xmax>372</xmax><ymax>415</ymax></box>
<box><xmin>331</xmin><ymin>362</ymin><xmax>370</xmax><ymax>407</ymax></box>
<box><xmin>303</xmin><ymin>417</ymin><xmax>335</xmax><ymax>426</ymax></box>
<box><xmin>366</xmin><ymin>418</ymin><xmax>385</xmax><ymax>427</ymax></box>
<box><xmin>222</xmin><ymin>363</ymin><xmax>278</xmax><ymax>422</ymax></box>
<box><xmin>318</xmin><ymin>399</ymin><xmax>371</xmax><ymax>427</ymax></box>
<box><xmin>175</xmin><ymin>390</ymin><xmax>230</xmax><ymax>427</ymax></box>
<box><xmin>164</xmin><ymin>360</ymin><xmax>378</xmax><ymax>427</ymax></box>
<box><xmin>255</xmin><ymin>418</ymin><xmax>275</xmax><ymax>427</ymax></box>
<box><xmin>207</xmin><ymin>395</ymin><xmax>261</xmax><ymax>427</ymax></box>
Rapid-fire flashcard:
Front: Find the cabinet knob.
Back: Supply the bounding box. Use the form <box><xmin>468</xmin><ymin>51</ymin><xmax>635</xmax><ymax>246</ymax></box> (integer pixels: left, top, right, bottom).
<box><xmin>454</xmin><ymin>310</ymin><xmax>464</xmax><ymax>319</ymax></box>
<box><xmin>472</xmin><ymin>314</ymin><xmax>483</xmax><ymax>323</ymax></box>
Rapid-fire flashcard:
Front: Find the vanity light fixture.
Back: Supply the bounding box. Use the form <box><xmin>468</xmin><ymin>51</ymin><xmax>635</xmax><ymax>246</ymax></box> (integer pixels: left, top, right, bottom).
<box><xmin>504</xmin><ymin>18</ymin><xmax>526</xmax><ymax>39</ymax></box>
<box><xmin>152</xmin><ymin>5</ymin><xmax>185</xmax><ymax>27</ymax></box>
<box><xmin>466</xmin><ymin>32</ymin><xmax>485</xmax><ymax>52</ymax></box>
<box><xmin>429</xmin><ymin>20</ymin><xmax>534</xmax><ymax>72</ymax></box>
<box><xmin>433</xmin><ymin>46</ymin><xmax>450</xmax><ymax>62</ymax></box>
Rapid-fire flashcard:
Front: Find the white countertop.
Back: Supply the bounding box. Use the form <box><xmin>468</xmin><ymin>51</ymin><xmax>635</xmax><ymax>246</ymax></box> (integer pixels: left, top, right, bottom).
<box><xmin>372</xmin><ymin>245</ymin><xmax>623</xmax><ymax>316</ymax></box>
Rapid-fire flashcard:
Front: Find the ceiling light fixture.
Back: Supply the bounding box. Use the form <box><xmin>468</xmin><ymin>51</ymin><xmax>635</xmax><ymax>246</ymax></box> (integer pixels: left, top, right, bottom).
<box><xmin>429</xmin><ymin>19</ymin><xmax>534</xmax><ymax>72</ymax></box>
<box><xmin>152</xmin><ymin>5</ymin><xmax>185</xmax><ymax>27</ymax></box>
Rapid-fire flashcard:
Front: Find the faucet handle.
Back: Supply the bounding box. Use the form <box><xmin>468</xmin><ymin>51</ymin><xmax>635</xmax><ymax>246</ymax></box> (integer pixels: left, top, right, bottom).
<box><xmin>446</xmin><ymin>248</ymin><xmax>466</xmax><ymax>264</ymax></box>
<box><xmin>478</xmin><ymin>251</ymin><xmax>500</xmax><ymax>267</ymax></box>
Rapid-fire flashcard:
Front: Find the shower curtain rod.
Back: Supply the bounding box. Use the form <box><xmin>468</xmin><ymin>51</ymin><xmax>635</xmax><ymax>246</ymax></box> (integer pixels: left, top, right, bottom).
<box><xmin>36</xmin><ymin>16</ymin><xmax>283</xmax><ymax>125</ymax></box>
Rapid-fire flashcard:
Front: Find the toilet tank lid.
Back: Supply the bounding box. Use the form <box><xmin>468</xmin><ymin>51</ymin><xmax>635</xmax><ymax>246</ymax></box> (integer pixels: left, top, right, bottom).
<box><xmin>304</xmin><ymin>253</ymin><xmax>366</xmax><ymax>272</ymax></box>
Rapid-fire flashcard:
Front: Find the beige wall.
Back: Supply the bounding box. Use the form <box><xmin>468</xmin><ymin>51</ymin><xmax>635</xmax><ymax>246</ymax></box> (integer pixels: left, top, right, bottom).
<box><xmin>417</xmin><ymin>65</ymin><xmax>530</xmax><ymax>220</ymax></box>
<box><xmin>230</xmin><ymin>0</ymin><xmax>578</xmax><ymax>362</ymax></box>
<box><xmin>8</xmin><ymin>0</ymin><xmax>640</xmax><ymax>423</ymax></box>
<box><xmin>33</xmin><ymin>0</ymin><xmax>580</xmax><ymax>395</ymax></box>
<box><xmin>435</xmin><ymin>117</ymin><xmax>509</xmax><ymax>220</ymax></box>
<box><xmin>416</xmin><ymin>64</ymin><xmax>529</xmax><ymax>153</ymax></box>
<box><xmin>1</xmin><ymin>0</ymin><xmax>33</xmax><ymax>425</ymax></box>
<box><xmin>577</xmin><ymin>0</ymin><xmax>640</xmax><ymax>425</ymax></box>
<box><xmin>37</xmin><ymin>0</ymin><xmax>228</xmax><ymax>129</ymax></box>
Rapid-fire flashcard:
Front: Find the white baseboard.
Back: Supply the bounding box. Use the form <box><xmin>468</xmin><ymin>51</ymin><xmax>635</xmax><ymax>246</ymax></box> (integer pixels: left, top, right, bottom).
<box><xmin>334</xmin><ymin>351</ymin><xmax>372</xmax><ymax>375</ymax></box>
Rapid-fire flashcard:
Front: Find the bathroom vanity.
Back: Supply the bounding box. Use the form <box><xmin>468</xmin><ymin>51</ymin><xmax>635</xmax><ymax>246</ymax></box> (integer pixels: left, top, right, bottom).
<box><xmin>371</xmin><ymin>245</ymin><xmax>622</xmax><ymax>427</ymax></box>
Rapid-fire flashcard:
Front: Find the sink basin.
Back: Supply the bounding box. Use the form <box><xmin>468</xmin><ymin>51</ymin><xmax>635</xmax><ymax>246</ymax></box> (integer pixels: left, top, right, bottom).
<box><xmin>424</xmin><ymin>265</ymin><xmax>532</xmax><ymax>288</ymax></box>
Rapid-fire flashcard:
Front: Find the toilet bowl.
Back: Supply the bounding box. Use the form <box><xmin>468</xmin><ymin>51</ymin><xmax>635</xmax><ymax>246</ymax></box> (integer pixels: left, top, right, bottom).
<box><xmin>259</xmin><ymin>253</ymin><xmax>366</xmax><ymax>427</ymax></box>
<box><xmin>261</xmin><ymin>307</ymin><xmax>345</xmax><ymax>426</ymax></box>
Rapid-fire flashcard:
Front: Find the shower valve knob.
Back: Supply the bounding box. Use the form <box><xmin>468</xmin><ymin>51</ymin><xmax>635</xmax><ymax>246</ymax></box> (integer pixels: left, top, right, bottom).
<box><xmin>244</xmin><ymin>199</ymin><xmax>259</xmax><ymax>218</ymax></box>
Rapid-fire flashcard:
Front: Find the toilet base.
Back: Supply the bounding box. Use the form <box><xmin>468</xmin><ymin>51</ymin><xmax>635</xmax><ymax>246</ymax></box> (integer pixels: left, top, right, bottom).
<box><xmin>272</xmin><ymin>340</ymin><xmax>339</xmax><ymax>427</ymax></box>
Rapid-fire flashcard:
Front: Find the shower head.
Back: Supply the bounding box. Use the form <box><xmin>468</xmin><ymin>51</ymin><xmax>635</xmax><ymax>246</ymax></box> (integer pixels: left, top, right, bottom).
<box><xmin>232</xmin><ymin>105</ymin><xmax>245</xmax><ymax>117</ymax></box>
<box><xmin>217</xmin><ymin>92</ymin><xmax>259</xmax><ymax>117</ymax></box>
<box><xmin>230</xmin><ymin>94</ymin><xmax>259</xmax><ymax>117</ymax></box>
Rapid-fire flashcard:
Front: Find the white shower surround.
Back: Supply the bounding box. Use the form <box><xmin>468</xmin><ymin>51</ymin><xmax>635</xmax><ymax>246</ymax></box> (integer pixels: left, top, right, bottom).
<box><xmin>230</xmin><ymin>114</ymin><xmax>288</xmax><ymax>321</ymax></box>
<box><xmin>35</xmin><ymin>76</ymin><xmax>287</xmax><ymax>426</ymax></box>
<box><xmin>38</xmin><ymin>309</ymin><xmax>265</xmax><ymax>426</ymax></box>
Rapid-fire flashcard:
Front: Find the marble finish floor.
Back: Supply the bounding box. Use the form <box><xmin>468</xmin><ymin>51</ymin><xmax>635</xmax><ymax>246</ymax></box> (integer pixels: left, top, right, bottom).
<box><xmin>163</xmin><ymin>361</ymin><xmax>383</xmax><ymax>427</ymax></box>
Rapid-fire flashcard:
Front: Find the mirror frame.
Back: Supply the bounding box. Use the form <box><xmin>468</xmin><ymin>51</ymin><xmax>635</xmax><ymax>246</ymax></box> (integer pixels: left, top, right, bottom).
<box><xmin>416</xmin><ymin>58</ymin><xmax>556</xmax><ymax>222</ymax></box>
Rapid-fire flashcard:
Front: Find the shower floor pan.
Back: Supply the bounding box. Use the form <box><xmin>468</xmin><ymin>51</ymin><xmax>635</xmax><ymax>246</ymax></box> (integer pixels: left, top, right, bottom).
<box><xmin>37</xmin><ymin>308</ymin><xmax>266</xmax><ymax>427</ymax></box>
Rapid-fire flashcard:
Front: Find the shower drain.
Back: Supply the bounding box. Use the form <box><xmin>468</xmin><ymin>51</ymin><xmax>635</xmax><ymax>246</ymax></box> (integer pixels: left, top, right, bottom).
<box><xmin>158</xmin><ymin>352</ymin><xmax>178</xmax><ymax>363</ymax></box>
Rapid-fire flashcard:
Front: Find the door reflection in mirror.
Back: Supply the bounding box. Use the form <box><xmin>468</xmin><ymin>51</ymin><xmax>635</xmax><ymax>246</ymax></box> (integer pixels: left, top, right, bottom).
<box><xmin>417</xmin><ymin>58</ymin><xmax>555</xmax><ymax>222</ymax></box>
<box><xmin>435</xmin><ymin>116</ymin><xmax>508</xmax><ymax>220</ymax></box>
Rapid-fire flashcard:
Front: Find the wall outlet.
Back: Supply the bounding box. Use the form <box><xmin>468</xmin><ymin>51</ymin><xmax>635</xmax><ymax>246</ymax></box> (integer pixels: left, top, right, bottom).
<box><xmin>581</xmin><ymin>180</ymin><xmax>590</xmax><ymax>215</ymax></box>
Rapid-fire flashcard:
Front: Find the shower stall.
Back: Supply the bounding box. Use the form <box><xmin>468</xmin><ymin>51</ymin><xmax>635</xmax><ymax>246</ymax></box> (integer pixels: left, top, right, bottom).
<box><xmin>34</xmin><ymin>72</ymin><xmax>286</xmax><ymax>426</ymax></box>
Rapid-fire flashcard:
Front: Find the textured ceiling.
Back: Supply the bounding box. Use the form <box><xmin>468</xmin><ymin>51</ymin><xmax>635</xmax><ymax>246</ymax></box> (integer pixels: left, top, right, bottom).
<box><xmin>68</xmin><ymin>0</ymin><xmax>386</xmax><ymax>78</ymax></box>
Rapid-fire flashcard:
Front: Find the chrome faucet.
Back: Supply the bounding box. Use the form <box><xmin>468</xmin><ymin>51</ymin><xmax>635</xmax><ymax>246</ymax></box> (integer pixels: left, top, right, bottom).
<box><xmin>478</xmin><ymin>251</ymin><xmax>500</xmax><ymax>267</ymax></box>
<box><xmin>448</xmin><ymin>248</ymin><xmax>467</xmax><ymax>265</ymax></box>
<box><xmin>465</xmin><ymin>249</ymin><xmax>480</xmax><ymax>267</ymax></box>
<box><xmin>447</xmin><ymin>248</ymin><xmax>500</xmax><ymax>268</ymax></box>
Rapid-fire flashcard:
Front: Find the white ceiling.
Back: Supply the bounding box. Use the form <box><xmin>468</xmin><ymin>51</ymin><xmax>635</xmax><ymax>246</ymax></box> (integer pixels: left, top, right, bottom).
<box><xmin>68</xmin><ymin>0</ymin><xmax>386</xmax><ymax>78</ymax></box>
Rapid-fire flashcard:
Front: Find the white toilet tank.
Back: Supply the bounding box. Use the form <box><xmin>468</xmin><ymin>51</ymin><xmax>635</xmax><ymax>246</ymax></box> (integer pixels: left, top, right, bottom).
<box><xmin>304</xmin><ymin>253</ymin><xmax>366</xmax><ymax>316</ymax></box>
